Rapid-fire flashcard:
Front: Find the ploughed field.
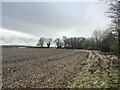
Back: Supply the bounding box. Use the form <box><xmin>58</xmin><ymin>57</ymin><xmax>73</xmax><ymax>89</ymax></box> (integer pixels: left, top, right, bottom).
<box><xmin>2</xmin><ymin>48</ymin><xmax>88</xmax><ymax>88</ymax></box>
<box><xmin>2</xmin><ymin>48</ymin><xmax>119</xmax><ymax>88</ymax></box>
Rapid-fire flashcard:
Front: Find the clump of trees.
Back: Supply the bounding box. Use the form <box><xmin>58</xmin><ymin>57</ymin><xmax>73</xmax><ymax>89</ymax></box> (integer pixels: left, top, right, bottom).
<box><xmin>92</xmin><ymin>30</ymin><xmax>118</xmax><ymax>54</ymax></box>
<box><xmin>36</xmin><ymin>37</ymin><xmax>52</xmax><ymax>48</ymax></box>
<box><xmin>54</xmin><ymin>36</ymin><xmax>87</xmax><ymax>49</ymax></box>
<box><xmin>107</xmin><ymin>0</ymin><xmax>120</xmax><ymax>57</ymax></box>
<box><xmin>99</xmin><ymin>0</ymin><xmax>120</xmax><ymax>56</ymax></box>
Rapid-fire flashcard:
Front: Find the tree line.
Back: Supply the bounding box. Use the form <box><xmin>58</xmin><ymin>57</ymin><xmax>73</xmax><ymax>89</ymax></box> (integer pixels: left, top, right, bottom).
<box><xmin>36</xmin><ymin>29</ymin><xmax>118</xmax><ymax>55</ymax></box>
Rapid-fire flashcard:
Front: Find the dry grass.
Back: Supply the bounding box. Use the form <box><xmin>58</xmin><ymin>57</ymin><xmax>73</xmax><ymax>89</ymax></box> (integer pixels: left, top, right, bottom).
<box><xmin>68</xmin><ymin>51</ymin><xmax>119</xmax><ymax>88</ymax></box>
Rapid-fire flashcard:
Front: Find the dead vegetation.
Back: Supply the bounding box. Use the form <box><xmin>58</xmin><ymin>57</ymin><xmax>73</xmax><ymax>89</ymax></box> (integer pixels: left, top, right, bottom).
<box><xmin>68</xmin><ymin>50</ymin><xmax>119</xmax><ymax>88</ymax></box>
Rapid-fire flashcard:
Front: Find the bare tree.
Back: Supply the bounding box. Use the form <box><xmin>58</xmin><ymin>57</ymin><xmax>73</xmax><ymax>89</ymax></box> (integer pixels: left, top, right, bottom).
<box><xmin>54</xmin><ymin>38</ymin><xmax>62</xmax><ymax>48</ymax></box>
<box><xmin>92</xmin><ymin>30</ymin><xmax>103</xmax><ymax>50</ymax></box>
<box><xmin>107</xmin><ymin>0</ymin><xmax>120</xmax><ymax>58</ymax></box>
<box><xmin>36</xmin><ymin>37</ymin><xmax>45</xmax><ymax>47</ymax></box>
<box><xmin>62</xmin><ymin>36</ymin><xmax>67</xmax><ymax>48</ymax></box>
<box><xmin>45</xmin><ymin>38</ymin><xmax>52</xmax><ymax>48</ymax></box>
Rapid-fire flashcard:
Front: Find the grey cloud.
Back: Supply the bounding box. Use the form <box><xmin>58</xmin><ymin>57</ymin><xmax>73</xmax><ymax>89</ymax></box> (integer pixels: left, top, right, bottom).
<box><xmin>2</xmin><ymin>2</ymin><xmax>110</xmax><ymax>39</ymax></box>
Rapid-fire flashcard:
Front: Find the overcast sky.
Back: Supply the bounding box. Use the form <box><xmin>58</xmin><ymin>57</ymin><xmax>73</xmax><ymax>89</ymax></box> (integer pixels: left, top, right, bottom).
<box><xmin>1</xmin><ymin>1</ymin><xmax>111</xmax><ymax>45</ymax></box>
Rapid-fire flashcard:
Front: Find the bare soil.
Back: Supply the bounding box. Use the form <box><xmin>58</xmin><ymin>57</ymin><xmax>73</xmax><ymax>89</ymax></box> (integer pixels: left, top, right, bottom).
<box><xmin>2</xmin><ymin>48</ymin><xmax>88</xmax><ymax>88</ymax></box>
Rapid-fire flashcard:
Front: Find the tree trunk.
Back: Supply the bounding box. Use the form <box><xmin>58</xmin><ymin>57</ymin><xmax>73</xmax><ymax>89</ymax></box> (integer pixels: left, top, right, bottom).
<box><xmin>118</xmin><ymin>30</ymin><xmax>120</xmax><ymax>59</ymax></box>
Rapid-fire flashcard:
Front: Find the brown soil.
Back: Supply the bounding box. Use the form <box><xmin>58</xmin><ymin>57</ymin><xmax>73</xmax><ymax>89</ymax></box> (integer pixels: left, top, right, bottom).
<box><xmin>2</xmin><ymin>48</ymin><xmax>88</xmax><ymax>88</ymax></box>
